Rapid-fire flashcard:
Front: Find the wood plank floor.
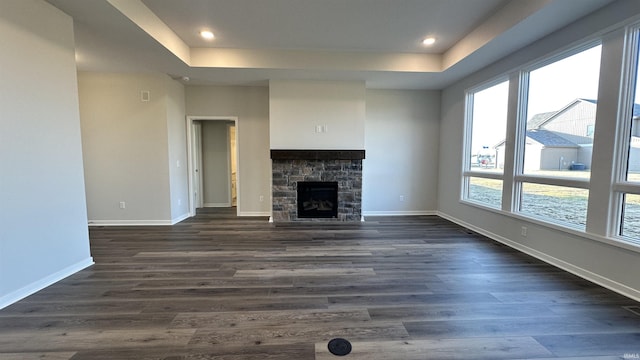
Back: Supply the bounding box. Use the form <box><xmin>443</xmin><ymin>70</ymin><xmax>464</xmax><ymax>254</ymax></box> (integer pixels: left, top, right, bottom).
<box><xmin>1</xmin><ymin>208</ymin><xmax>639</xmax><ymax>359</ymax></box>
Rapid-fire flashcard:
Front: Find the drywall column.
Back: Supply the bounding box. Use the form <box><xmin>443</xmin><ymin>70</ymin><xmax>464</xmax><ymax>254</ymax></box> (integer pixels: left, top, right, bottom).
<box><xmin>269</xmin><ymin>80</ymin><xmax>366</xmax><ymax>150</ymax></box>
<box><xmin>165</xmin><ymin>77</ymin><xmax>189</xmax><ymax>223</ymax></box>
<box><xmin>0</xmin><ymin>0</ymin><xmax>93</xmax><ymax>308</ymax></box>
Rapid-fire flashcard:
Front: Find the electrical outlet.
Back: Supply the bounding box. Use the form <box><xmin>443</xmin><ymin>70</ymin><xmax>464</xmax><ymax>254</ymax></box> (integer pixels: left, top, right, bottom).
<box><xmin>119</xmin><ymin>201</ymin><xmax>126</xmax><ymax>209</ymax></box>
<box><xmin>521</xmin><ymin>226</ymin><xmax>527</xmax><ymax>237</ymax></box>
<box><xmin>178</xmin><ymin>199</ymin><xmax>181</xmax><ymax>206</ymax></box>
<box><xmin>259</xmin><ymin>195</ymin><xmax>264</xmax><ymax>202</ymax></box>
<box><xmin>399</xmin><ymin>195</ymin><xmax>405</xmax><ymax>202</ymax></box>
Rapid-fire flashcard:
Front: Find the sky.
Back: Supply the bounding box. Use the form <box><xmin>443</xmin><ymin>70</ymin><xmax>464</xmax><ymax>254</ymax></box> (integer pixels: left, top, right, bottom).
<box><xmin>527</xmin><ymin>45</ymin><xmax>602</xmax><ymax>117</ymax></box>
<box><xmin>471</xmin><ymin>44</ymin><xmax>603</xmax><ymax>156</ymax></box>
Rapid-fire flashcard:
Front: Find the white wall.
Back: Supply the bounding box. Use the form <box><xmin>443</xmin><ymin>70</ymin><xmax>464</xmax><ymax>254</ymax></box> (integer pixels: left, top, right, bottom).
<box><xmin>438</xmin><ymin>0</ymin><xmax>640</xmax><ymax>300</ymax></box>
<box><xmin>364</xmin><ymin>90</ymin><xmax>441</xmax><ymax>215</ymax></box>
<box><xmin>269</xmin><ymin>80</ymin><xmax>366</xmax><ymax>150</ymax></box>
<box><xmin>186</xmin><ymin>86</ymin><xmax>271</xmax><ymax>216</ymax></box>
<box><xmin>201</xmin><ymin>121</ymin><xmax>231</xmax><ymax>206</ymax></box>
<box><xmin>0</xmin><ymin>0</ymin><xmax>93</xmax><ymax>308</ymax></box>
<box><xmin>78</xmin><ymin>72</ymin><xmax>185</xmax><ymax>225</ymax></box>
<box><xmin>166</xmin><ymin>78</ymin><xmax>189</xmax><ymax>222</ymax></box>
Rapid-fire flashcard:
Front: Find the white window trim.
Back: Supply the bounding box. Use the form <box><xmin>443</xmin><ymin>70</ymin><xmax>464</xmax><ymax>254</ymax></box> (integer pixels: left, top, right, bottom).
<box><xmin>510</xmin><ymin>41</ymin><xmax>603</xmax><ymax>232</ymax></box>
<box><xmin>515</xmin><ymin>175</ymin><xmax>590</xmax><ymax>189</ymax></box>
<box><xmin>461</xmin><ymin>77</ymin><xmax>510</xmax><ymax>206</ymax></box>
<box><xmin>463</xmin><ymin>171</ymin><xmax>503</xmax><ymax>180</ymax></box>
<box><xmin>613</xmin><ymin>183</ymin><xmax>640</xmax><ymax>194</ymax></box>
<box><xmin>609</xmin><ymin>23</ymin><xmax>640</xmax><ymax>240</ymax></box>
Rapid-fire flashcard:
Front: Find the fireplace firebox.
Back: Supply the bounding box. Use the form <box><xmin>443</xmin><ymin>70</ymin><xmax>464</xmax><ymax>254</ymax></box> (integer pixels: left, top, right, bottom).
<box><xmin>297</xmin><ymin>181</ymin><xmax>338</xmax><ymax>218</ymax></box>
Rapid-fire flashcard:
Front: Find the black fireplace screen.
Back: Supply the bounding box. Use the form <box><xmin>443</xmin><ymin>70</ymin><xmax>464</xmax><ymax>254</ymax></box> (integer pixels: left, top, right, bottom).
<box><xmin>297</xmin><ymin>181</ymin><xmax>338</xmax><ymax>218</ymax></box>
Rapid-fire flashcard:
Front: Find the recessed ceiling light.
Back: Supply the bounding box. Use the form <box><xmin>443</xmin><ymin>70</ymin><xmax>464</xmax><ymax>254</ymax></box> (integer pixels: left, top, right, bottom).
<box><xmin>200</xmin><ymin>30</ymin><xmax>215</xmax><ymax>40</ymax></box>
<box><xmin>422</xmin><ymin>37</ymin><xmax>436</xmax><ymax>46</ymax></box>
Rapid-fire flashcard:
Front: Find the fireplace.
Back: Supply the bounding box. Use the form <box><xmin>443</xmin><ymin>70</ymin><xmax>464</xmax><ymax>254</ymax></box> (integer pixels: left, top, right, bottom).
<box><xmin>271</xmin><ymin>150</ymin><xmax>365</xmax><ymax>222</ymax></box>
<box><xmin>297</xmin><ymin>181</ymin><xmax>338</xmax><ymax>218</ymax></box>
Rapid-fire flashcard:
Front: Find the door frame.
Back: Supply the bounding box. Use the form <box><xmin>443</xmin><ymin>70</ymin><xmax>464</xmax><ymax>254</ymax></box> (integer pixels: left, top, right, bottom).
<box><xmin>193</xmin><ymin>121</ymin><xmax>204</xmax><ymax>209</ymax></box>
<box><xmin>186</xmin><ymin>116</ymin><xmax>239</xmax><ymax>217</ymax></box>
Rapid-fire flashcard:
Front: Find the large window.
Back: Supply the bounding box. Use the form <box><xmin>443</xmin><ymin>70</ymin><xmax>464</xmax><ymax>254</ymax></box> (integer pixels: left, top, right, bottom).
<box><xmin>523</xmin><ymin>45</ymin><xmax>601</xmax><ymax>178</ymax></box>
<box><xmin>461</xmin><ymin>21</ymin><xmax>640</xmax><ymax>248</ymax></box>
<box><xmin>463</xmin><ymin>80</ymin><xmax>509</xmax><ymax>208</ymax></box>
<box><xmin>461</xmin><ymin>21</ymin><xmax>640</xmax><ymax>247</ymax></box>
<box><xmin>516</xmin><ymin>45</ymin><xmax>602</xmax><ymax>229</ymax></box>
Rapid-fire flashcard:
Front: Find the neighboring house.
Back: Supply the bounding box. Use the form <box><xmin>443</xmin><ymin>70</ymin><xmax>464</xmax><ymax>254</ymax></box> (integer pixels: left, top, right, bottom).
<box><xmin>519</xmin><ymin>129</ymin><xmax>582</xmax><ymax>171</ymax></box>
<box><xmin>496</xmin><ymin>99</ymin><xmax>640</xmax><ymax>171</ymax></box>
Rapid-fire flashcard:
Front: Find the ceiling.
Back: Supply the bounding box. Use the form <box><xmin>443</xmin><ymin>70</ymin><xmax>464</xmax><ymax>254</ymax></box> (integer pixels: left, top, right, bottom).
<box><xmin>46</xmin><ymin>0</ymin><xmax>615</xmax><ymax>89</ymax></box>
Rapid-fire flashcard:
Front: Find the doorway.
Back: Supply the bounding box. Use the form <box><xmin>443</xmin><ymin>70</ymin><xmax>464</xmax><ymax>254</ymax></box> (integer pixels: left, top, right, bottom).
<box><xmin>186</xmin><ymin>116</ymin><xmax>239</xmax><ymax>217</ymax></box>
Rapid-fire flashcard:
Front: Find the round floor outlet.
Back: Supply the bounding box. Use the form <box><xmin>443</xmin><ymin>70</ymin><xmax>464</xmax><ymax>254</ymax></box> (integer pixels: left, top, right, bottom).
<box><xmin>328</xmin><ymin>338</ymin><xmax>352</xmax><ymax>356</ymax></box>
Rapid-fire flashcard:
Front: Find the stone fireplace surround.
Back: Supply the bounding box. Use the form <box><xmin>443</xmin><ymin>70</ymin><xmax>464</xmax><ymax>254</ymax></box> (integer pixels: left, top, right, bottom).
<box><xmin>270</xmin><ymin>150</ymin><xmax>365</xmax><ymax>222</ymax></box>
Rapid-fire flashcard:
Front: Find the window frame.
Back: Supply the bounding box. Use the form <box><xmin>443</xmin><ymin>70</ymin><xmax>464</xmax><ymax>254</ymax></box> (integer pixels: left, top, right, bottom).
<box><xmin>460</xmin><ymin>17</ymin><xmax>640</xmax><ymax>252</ymax></box>
<box><xmin>461</xmin><ymin>77</ymin><xmax>510</xmax><ymax>209</ymax></box>
<box><xmin>610</xmin><ymin>23</ymin><xmax>640</xmax><ymax>245</ymax></box>
<box><xmin>511</xmin><ymin>41</ymin><xmax>602</xmax><ymax>230</ymax></box>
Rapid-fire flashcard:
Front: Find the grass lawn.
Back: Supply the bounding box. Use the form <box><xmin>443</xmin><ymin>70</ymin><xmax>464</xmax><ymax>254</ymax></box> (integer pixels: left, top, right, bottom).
<box><xmin>467</xmin><ymin>170</ymin><xmax>640</xmax><ymax>239</ymax></box>
<box><xmin>470</xmin><ymin>170</ymin><xmax>640</xmax><ymax>202</ymax></box>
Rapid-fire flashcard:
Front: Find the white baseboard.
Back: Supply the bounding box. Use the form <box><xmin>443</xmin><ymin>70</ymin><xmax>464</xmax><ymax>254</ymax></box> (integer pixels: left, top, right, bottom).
<box><xmin>363</xmin><ymin>210</ymin><xmax>437</xmax><ymax>216</ymax></box>
<box><xmin>88</xmin><ymin>214</ymin><xmax>191</xmax><ymax>226</ymax></box>
<box><xmin>437</xmin><ymin>211</ymin><xmax>640</xmax><ymax>303</ymax></box>
<box><xmin>238</xmin><ymin>211</ymin><xmax>271</xmax><ymax>217</ymax></box>
<box><xmin>171</xmin><ymin>213</ymin><xmax>190</xmax><ymax>225</ymax></box>
<box><xmin>0</xmin><ymin>257</ymin><xmax>94</xmax><ymax>310</ymax></box>
<box><xmin>88</xmin><ymin>220</ymin><xmax>173</xmax><ymax>226</ymax></box>
<box><xmin>204</xmin><ymin>203</ymin><xmax>231</xmax><ymax>207</ymax></box>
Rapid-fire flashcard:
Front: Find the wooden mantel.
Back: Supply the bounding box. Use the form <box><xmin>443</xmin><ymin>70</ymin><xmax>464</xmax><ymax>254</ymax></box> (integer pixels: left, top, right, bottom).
<box><xmin>270</xmin><ymin>149</ymin><xmax>365</xmax><ymax>160</ymax></box>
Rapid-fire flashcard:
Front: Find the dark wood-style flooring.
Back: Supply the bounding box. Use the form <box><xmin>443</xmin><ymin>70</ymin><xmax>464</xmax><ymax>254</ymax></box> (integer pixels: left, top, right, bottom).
<box><xmin>1</xmin><ymin>208</ymin><xmax>639</xmax><ymax>359</ymax></box>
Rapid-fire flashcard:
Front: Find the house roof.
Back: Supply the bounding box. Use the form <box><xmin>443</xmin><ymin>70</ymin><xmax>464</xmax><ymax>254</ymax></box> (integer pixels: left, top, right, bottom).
<box><xmin>573</xmin><ymin>98</ymin><xmax>640</xmax><ymax>118</ymax></box>
<box><xmin>527</xmin><ymin>111</ymin><xmax>558</xmax><ymax>130</ymax></box>
<box><xmin>493</xmin><ymin>128</ymin><xmax>579</xmax><ymax>149</ymax></box>
<box><xmin>526</xmin><ymin>129</ymin><xmax>579</xmax><ymax>148</ymax></box>
<box><xmin>501</xmin><ymin>98</ymin><xmax>640</xmax><ymax>149</ymax></box>
<box><xmin>527</xmin><ymin>98</ymin><xmax>595</xmax><ymax>130</ymax></box>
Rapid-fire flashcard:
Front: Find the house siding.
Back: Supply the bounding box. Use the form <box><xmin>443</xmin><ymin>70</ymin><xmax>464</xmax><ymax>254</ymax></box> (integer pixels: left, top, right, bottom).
<box><xmin>541</xmin><ymin>101</ymin><xmax>596</xmax><ymax>143</ymax></box>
